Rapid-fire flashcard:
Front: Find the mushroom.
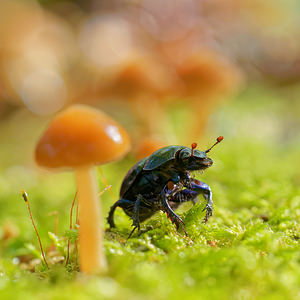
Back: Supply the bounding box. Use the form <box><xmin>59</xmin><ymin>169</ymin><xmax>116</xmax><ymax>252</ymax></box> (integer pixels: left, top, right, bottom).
<box><xmin>176</xmin><ymin>49</ymin><xmax>243</xmax><ymax>142</ymax></box>
<box><xmin>35</xmin><ymin>105</ymin><xmax>131</xmax><ymax>273</ymax></box>
<box><xmin>134</xmin><ymin>137</ymin><xmax>166</xmax><ymax>161</ymax></box>
<box><xmin>100</xmin><ymin>55</ymin><xmax>178</xmax><ymax>139</ymax></box>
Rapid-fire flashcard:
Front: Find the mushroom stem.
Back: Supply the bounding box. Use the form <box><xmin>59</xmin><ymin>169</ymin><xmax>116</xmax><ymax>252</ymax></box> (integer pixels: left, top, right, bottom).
<box><xmin>75</xmin><ymin>165</ymin><xmax>107</xmax><ymax>273</ymax></box>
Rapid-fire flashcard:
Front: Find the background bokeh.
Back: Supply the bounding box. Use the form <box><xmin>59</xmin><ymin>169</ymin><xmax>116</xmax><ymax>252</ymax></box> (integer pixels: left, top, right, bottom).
<box><xmin>0</xmin><ymin>0</ymin><xmax>299</xmax><ymax>160</ymax></box>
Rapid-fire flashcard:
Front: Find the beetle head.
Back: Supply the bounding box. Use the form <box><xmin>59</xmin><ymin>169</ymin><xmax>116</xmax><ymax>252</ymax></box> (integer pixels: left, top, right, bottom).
<box><xmin>176</xmin><ymin>136</ymin><xmax>223</xmax><ymax>171</ymax></box>
<box><xmin>176</xmin><ymin>147</ymin><xmax>212</xmax><ymax>171</ymax></box>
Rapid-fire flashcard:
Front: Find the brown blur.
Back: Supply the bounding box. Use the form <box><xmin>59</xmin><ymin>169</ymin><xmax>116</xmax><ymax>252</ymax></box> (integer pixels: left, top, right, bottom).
<box><xmin>0</xmin><ymin>0</ymin><xmax>299</xmax><ymax>160</ymax></box>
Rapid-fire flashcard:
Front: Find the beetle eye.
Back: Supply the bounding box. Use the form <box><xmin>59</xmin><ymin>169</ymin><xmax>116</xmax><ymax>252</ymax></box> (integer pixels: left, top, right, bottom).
<box><xmin>180</xmin><ymin>151</ymin><xmax>190</xmax><ymax>161</ymax></box>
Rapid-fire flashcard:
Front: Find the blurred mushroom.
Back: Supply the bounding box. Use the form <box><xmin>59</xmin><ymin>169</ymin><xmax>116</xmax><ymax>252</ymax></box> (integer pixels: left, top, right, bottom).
<box><xmin>0</xmin><ymin>0</ymin><xmax>77</xmax><ymax>115</ymax></box>
<box><xmin>35</xmin><ymin>105</ymin><xmax>131</xmax><ymax>273</ymax></box>
<box><xmin>100</xmin><ymin>55</ymin><xmax>178</xmax><ymax>142</ymax></box>
<box><xmin>1</xmin><ymin>220</ymin><xmax>20</xmax><ymax>242</ymax></box>
<box><xmin>176</xmin><ymin>49</ymin><xmax>243</xmax><ymax>142</ymax></box>
<box><xmin>134</xmin><ymin>137</ymin><xmax>166</xmax><ymax>160</ymax></box>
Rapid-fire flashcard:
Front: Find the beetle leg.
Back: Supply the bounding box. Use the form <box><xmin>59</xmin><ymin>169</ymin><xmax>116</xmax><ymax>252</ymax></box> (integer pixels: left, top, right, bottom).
<box><xmin>128</xmin><ymin>194</ymin><xmax>151</xmax><ymax>239</ymax></box>
<box><xmin>172</xmin><ymin>189</ymin><xmax>198</xmax><ymax>204</ymax></box>
<box><xmin>188</xmin><ymin>178</ymin><xmax>213</xmax><ymax>223</ymax></box>
<box><xmin>161</xmin><ymin>187</ymin><xmax>188</xmax><ymax>236</ymax></box>
<box><xmin>127</xmin><ymin>226</ymin><xmax>138</xmax><ymax>241</ymax></box>
<box><xmin>131</xmin><ymin>195</ymin><xmax>143</xmax><ymax>230</ymax></box>
<box><xmin>107</xmin><ymin>199</ymin><xmax>134</xmax><ymax>228</ymax></box>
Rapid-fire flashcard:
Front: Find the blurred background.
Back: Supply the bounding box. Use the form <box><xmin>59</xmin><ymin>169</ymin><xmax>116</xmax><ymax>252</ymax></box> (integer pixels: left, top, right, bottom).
<box><xmin>0</xmin><ymin>0</ymin><xmax>299</xmax><ymax>161</ymax></box>
<box><xmin>0</xmin><ymin>0</ymin><xmax>299</xmax><ymax>256</ymax></box>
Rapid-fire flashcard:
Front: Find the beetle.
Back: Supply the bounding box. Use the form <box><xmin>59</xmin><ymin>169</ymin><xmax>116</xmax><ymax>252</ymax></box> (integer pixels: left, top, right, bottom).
<box><xmin>107</xmin><ymin>136</ymin><xmax>223</xmax><ymax>238</ymax></box>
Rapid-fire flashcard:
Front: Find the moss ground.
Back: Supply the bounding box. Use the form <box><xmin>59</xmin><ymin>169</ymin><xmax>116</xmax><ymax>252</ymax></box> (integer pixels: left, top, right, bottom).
<box><xmin>0</xmin><ymin>86</ymin><xmax>299</xmax><ymax>299</ymax></box>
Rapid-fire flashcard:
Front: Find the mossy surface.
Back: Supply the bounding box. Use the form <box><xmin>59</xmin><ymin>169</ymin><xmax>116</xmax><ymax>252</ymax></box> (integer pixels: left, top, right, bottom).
<box><xmin>0</xmin><ymin>87</ymin><xmax>299</xmax><ymax>299</ymax></box>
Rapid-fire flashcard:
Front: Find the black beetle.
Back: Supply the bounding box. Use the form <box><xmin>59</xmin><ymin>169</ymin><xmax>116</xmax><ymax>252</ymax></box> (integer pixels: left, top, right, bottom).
<box><xmin>107</xmin><ymin>136</ymin><xmax>223</xmax><ymax>238</ymax></box>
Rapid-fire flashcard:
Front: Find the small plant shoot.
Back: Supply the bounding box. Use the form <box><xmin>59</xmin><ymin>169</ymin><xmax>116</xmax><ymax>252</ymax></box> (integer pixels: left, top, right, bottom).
<box><xmin>22</xmin><ymin>190</ymin><xmax>49</xmax><ymax>269</ymax></box>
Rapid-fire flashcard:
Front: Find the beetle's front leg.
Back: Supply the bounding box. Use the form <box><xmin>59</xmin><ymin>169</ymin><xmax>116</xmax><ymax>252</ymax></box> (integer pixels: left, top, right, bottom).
<box><xmin>189</xmin><ymin>178</ymin><xmax>213</xmax><ymax>223</ymax></box>
<box><xmin>160</xmin><ymin>184</ymin><xmax>188</xmax><ymax>236</ymax></box>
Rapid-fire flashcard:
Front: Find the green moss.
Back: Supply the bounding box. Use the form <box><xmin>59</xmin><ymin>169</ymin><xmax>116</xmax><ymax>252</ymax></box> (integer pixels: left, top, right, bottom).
<box><xmin>0</xmin><ymin>86</ymin><xmax>299</xmax><ymax>299</ymax></box>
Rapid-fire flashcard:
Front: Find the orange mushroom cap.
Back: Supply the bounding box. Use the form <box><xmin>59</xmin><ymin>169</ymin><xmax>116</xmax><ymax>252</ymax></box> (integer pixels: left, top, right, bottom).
<box><xmin>35</xmin><ymin>105</ymin><xmax>131</xmax><ymax>168</ymax></box>
<box><xmin>135</xmin><ymin>138</ymin><xmax>166</xmax><ymax>160</ymax></box>
<box><xmin>176</xmin><ymin>50</ymin><xmax>243</xmax><ymax>98</ymax></box>
<box><xmin>101</xmin><ymin>56</ymin><xmax>176</xmax><ymax>100</ymax></box>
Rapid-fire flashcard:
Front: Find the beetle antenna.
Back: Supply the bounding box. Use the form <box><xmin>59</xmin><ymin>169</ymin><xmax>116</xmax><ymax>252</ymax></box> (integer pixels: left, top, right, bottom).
<box><xmin>191</xmin><ymin>143</ymin><xmax>197</xmax><ymax>157</ymax></box>
<box><xmin>205</xmin><ymin>136</ymin><xmax>224</xmax><ymax>153</ymax></box>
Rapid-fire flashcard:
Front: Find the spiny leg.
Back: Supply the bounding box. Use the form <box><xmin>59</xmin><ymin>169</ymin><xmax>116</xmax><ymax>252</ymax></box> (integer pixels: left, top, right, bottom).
<box><xmin>127</xmin><ymin>226</ymin><xmax>138</xmax><ymax>240</ymax></box>
<box><xmin>160</xmin><ymin>184</ymin><xmax>188</xmax><ymax>236</ymax></box>
<box><xmin>189</xmin><ymin>178</ymin><xmax>213</xmax><ymax>223</ymax></box>
<box><xmin>127</xmin><ymin>194</ymin><xmax>157</xmax><ymax>239</ymax></box>
<box><xmin>127</xmin><ymin>195</ymin><xmax>143</xmax><ymax>240</ymax></box>
<box><xmin>170</xmin><ymin>177</ymin><xmax>213</xmax><ymax>222</ymax></box>
<box><xmin>172</xmin><ymin>189</ymin><xmax>198</xmax><ymax>204</ymax></box>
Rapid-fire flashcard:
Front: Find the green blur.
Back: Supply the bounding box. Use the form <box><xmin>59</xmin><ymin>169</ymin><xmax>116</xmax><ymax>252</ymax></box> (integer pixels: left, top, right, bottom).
<box><xmin>0</xmin><ymin>86</ymin><xmax>299</xmax><ymax>300</ymax></box>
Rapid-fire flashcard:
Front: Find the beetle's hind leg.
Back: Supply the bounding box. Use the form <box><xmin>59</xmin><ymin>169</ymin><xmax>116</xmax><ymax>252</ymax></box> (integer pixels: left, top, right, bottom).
<box><xmin>107</xmin><ymin>199</ymin><xmax>134</xmax><ymax>228</ymax></box>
